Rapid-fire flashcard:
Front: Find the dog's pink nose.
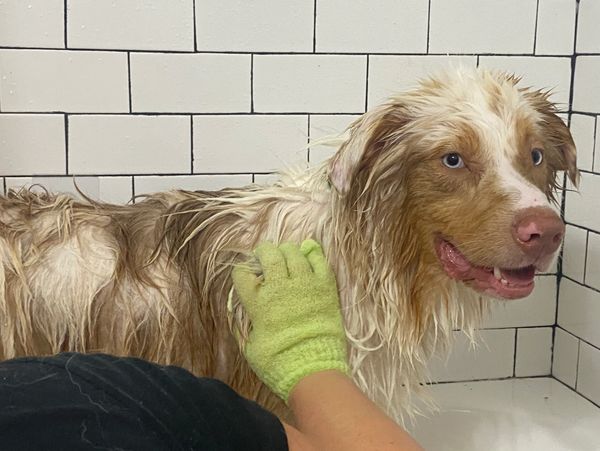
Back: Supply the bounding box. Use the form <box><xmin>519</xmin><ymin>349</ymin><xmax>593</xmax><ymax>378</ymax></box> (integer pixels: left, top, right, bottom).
<box><xmin>512</xmin><ymin>208</ymin><xmax>565</xmax><ymax>257</ymax></box>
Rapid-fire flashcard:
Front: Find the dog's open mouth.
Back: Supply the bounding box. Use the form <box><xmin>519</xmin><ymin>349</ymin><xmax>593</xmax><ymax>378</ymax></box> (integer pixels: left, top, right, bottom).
<box><xmin>435</xmin><ymin>239</ymin><xmax>536</xmax><ymax>299</ymax></box>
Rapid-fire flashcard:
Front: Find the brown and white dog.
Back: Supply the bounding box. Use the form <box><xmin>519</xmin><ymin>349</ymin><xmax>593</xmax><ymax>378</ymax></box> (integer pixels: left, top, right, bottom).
<box><xmin>0</xmin><ymin>68</ymin><xmax>578</xmax><ymax>419</ymax></box>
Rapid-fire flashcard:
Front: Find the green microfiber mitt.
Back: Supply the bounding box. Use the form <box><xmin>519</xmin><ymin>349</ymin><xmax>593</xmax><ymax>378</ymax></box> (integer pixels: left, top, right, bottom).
<box><xmin>232</xmin><ymin>240</ymin><xmax>350</xmax><ymax>403</ymax></box>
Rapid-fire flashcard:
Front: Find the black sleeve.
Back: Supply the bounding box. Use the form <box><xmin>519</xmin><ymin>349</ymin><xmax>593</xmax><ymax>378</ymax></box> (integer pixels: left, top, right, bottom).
<box><xmin>0</xmin><ymin>353</ymin><xmax>288</xmax><ymax>451</ymax></box>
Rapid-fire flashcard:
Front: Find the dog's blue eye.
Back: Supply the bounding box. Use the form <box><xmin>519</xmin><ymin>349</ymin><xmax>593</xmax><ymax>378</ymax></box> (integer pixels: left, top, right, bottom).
<box><xmin>442</xmin><ymin>153</ymin><xmax>465</xmax><ymax>169</ymax></box>
<box><xmin>531</xmin><ymin>148</ymin><xmax>543</xmax><ymax>166</ymax></box>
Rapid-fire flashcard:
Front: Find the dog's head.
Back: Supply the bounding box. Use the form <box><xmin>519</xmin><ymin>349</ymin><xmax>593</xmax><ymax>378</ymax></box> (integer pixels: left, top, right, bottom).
<box><xmin>329</xmin><ymin>68</ymin><xmax>578</xmax><ymax>300</ymax></box>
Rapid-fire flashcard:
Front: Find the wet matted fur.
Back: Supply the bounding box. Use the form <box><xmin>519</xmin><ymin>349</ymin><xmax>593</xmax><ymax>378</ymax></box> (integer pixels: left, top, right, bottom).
<box><xmin>0</xmin><ymin>68</ymin><xmax>578</xmax><ymax>420</ymax></box>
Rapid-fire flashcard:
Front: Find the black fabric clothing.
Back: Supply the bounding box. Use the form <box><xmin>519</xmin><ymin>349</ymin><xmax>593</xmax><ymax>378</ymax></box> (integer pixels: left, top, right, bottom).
<box><xmin>0</xmin><ymin>353</ymin><xmax>288</xmax><ymax>451</ymax></box>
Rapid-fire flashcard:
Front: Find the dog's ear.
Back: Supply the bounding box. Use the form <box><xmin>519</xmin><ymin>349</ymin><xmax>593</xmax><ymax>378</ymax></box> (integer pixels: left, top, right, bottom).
<box><xmin>328</xmin><ymin>103</ymin><xmax>410</xmax><ymax>195</ymax></box>
<box><xmin>525</xmin><ymin>90</ymin><xmax>579</xmax><ymax>187</ymax></box>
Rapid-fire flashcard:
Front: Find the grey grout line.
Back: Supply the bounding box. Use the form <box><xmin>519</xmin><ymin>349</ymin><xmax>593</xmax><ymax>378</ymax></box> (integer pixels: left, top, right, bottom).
<box><xmin>0</xmin><ymin>46</ymin><xmax>586</xmax><ymax>57</ymax></box>
<box><xmin>250</xmin><ymin>54</ymin><xmax>254</xmax><ymax>113</ymax></box>
<box><xmin>190</xmin><ymin>115</ymin><xmax>194</xmax><ymax>174</ymax></box>
<box><xmin>533</xmin><ymin>0</ymin><xmax>540</xmax><ymax>54</ymax></box>
<box><xmin>64</xmin><ymin>114</ymin><xmax>69</xmax><ymax>175</ymax></box>
<box><xmin>364</xmin><ymin>55</ymin><xmax>370</xmax><ymax>113</ymax></box>
<box><xmin>127</xmin><ymin>52</ymin><xmax>132</xmax><ymax>113</ymax></box>
<box><xmin>575</xmin><ymin>338</ymin><xmax>581</xmax><ymax>391</ymax></box>
<box><xmin>426</xmin><ymin>0</ymin><xmax>432</xmax><ymax>53</ymax></box>
<box><xmin>556</xmin><ymin>325</ymin><xmax>600</xmax><ymax>354</ymax></box>
<box><xmin>312</xmin><ymin>0</ymin><xmax>318</xmax><ymax>53</ymax></box>
<box><xmin>513</xmin><ymin>328</ymin><xmax>518</xmax><ymax>377</ymax></box>
<box><xmin>63</xmin><ymin>0</ymin><xmax>68</xmax><ymax>48</ymax></box>
<box><xmin>192</xmin><ymin>0</ymin><xmax>197</xmax><ymax>53</ymax></box>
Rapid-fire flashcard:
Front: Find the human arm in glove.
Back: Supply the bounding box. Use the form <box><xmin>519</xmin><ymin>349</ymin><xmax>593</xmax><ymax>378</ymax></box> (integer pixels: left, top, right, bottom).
<box><xmin>232</xmin><ymin>240</ymin><xmax>424</xmax><ymax>451</ymax></box>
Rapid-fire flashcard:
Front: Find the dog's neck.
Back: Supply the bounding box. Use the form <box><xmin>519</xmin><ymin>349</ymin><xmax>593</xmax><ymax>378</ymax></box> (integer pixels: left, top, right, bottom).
<box><xmin>259</xmin><ymin>165</ymin><xmax>485</xmax><ymax>418</ymax></box>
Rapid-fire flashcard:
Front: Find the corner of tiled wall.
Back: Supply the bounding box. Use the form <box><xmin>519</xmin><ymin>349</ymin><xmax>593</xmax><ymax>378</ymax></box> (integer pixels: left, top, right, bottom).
<box><xmin>553</xmin><ymin>0</ymin><xmax>600</xmax><ymax>408</ymax></box>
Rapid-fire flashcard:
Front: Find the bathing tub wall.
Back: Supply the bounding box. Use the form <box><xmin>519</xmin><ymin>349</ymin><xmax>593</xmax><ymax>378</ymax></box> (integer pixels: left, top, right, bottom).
<box><xmin>0</xmin><ymin>0</ymin><xmax>585</xmax><ymax>383</ymax></box>
<box><xmin>554</xmin><ymin>0</ymin><xmax>600</xmax><ymax>408</ymax></box>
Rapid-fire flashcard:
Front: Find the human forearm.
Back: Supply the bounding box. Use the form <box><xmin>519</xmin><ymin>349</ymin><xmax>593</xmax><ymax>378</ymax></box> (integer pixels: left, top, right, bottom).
<box><xmin>287</xmin><ymin>370</ymin><xmax>424</xmax><ymax>451</ymax></box>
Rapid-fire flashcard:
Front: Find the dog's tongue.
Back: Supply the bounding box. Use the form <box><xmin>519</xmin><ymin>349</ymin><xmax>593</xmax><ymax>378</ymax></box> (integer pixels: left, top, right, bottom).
<box><xmin>435</xmin><ymin>239</ymin><xmax>535</xmax><ymax>299</ymax></box>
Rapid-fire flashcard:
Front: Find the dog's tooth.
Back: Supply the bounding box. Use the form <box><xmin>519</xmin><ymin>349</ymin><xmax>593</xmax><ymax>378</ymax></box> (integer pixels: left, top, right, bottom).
<box><xmin>501</xmin><ymin>278</ymin><xmax>508</xmax><ymax>285</ymax></box>
<box><xmin>493</xmin><ymin>267</ymin><xmax>501</xmax><ymax>280</ymax></box>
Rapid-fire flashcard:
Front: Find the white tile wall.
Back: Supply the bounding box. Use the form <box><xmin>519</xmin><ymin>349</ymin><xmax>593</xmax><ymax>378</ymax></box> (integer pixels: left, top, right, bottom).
<box><xmin>577</xmin><ymin>342</ymin><xmax>600</xmax><ymax>405</ymax></box>
<box><xmin>253</xmin><ymin>55</ymin><xmax>367</xmax><ymax>113</ymax></box>
<box><xmin>5</xmin><ymin>176</ymin><xmax>133</xmax><ymax>204</ymax></box>
<box><xmin>69</xmin><ymin>115</ymin><xmax>191</xmax><ymax>174</ymax></box>
<box><xmin>553</xmin><ymin>327</ymin><xmax>579</xmax><ymax>388</ymax></box>
<box><xmin>0</xmin><ymin>0</ymin><xmax>64</xmax><ymax>48</ymax></box>
<box><xmin>478</xmin><ymin>56</ymin><xmax>572</xmax><ymax>109</ymax></box>
<box><xmin>308</xmin><ymin>115</ymin><xmax>359</xmax><ymax>164</ymax></box>
<box><xmin>130</xmin><ymin>53</ymin><xmax>251</xmax><ymax>113</ymax></box>
<box><xmin>565</xmin><ymin>172</ymin><xmax>600</xmax><ymax>232</ymax></box>
<box><xmin>595</xmin><ymin>117</ymin><xmax>600</xmax><ymax>172</ymax></box>
<box><xmin>193</xmin><ymin>115</ymin><xmax>308</xmax><ymax>172</ymax></box>
<box><xmin>2</xmin><ymin>0</ymin><xmax>597</xmax><ymax>390</ymax></box>
<box><xmin>569</xmin><ymin>114</ymin><xmax>596</xmax><ymax>171</ymax></box>
<box><xmin>482</xmin><ymin>276</ymin><xmax>556</xmax><ymax>329</ymax></box>
<box><xmin>585</xmin><ymin>232</ymin><xmax>600</xmax><ymax>291</ymax></box>
<box><xmin>515</xmin><ymin>327</ymin><xmax>553</xmax><ymax>377</ymax></box>
<box><xmin>573</xmin><ymin>56</ymin><xmax>600</xmax><ymax>114</ymax></box>
<box><xmin>134</xmin><ymin>174</ymin><xmax>252</xmax><ymax>195</ymax></box>
<box><xmin>0</xmin><ymin>115</ymin><xmax>65</xmax><ymax>175</ymax></box>
<box><xmin>195</xmin><ymin>0</ymin><xmax>313</xmax><ymax>52</ymax></box>
<box><xmin>429</xmin><ymin>329</ymin><xmax>515</xmax><ymax>382</ymax></box>
<box><xmin>558</xmin><ymin>279</ymin><xmax>600</xmax><ymax>349</ymax></box>
<box><xmin>562</xmin><ymin>225</ymin><xmax>588</xmax><ymax>283</ymax></box>
<box><xmin>367</xmin><ymin>55</ymin><xmax>477</xmax><ymax>109</ymax></box>
<box><xmin>0</xmin><ymin>50</ymin><xmax>128</xmax><ymax>113</ymax></box>
<box><xmin>429</xmin><ymin>0</ymin><xmax>538</xmax><ymax>54</ymax></box>
<box><xmin>535</xmin><ymin>0</ymin><xmax>577</xmax><ymax>55</ymax></box>
<box><xmin>576</xmin><ymin>0</ymin><xmax>600</xmax><ymax>54</ymax></box>
<box><xmin>315</xmin><ymin>0</ymin><xmax>428</xmax><ymax>53</ymax></box>
<box><xmin>67</xmin><ymin>0</ymin><xmax>194</xmax><ymax>51</ymax></box>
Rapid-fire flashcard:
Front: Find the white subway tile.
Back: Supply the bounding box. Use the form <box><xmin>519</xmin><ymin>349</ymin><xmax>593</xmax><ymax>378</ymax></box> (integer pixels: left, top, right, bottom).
<box><xmin>428</xmin><ymin>329</ymin><xmax>515</xmax><ymax>382</ymax></box>
<box><xmin>595</xmin><ymin>117</ymin><xmax>600</xmax><ymax>172</ymax></box>
<box><xmin>4</xmin><ymin>176</ymin><xmax>132</xmax><ymax>204</ymax></box>
<box><xmin>553</xmin><ymin>328</ymin><xmax>579</xmax><ymax>388</ymax></box>
<box><xmin>130</xmin><ymin>53</ymin><xmax>250</xmax><ymax>113</ymax></box>
<box><xmin>67</xmin><ymin>0</ymin><xmax>194</xmax><ymax>51</ymax></box>
<box><xmin>193</xmin><ymin>115</ymin><xmax>308</xmax><ymax>173</ymax></box>
<box><xmin>573</xmin><ymin>56</ymin><xmax>600</xmax><ymax>114</ymax></box>
<box><xmin>558</xmin><ymin>279</ymin><xmax>600</xmax><ymax>349</ymax></box>
<box><xmin>135</xmin><ymin>175</ymin><xmax>251</xmax><ymax>195</ymax></box>
<box><xmin>482</xmin><ymin>276</ymin><xmax>556</xmax><ymax>328</ymax></box>
<box><xmin>562</xmin><ymin>225</ymin><xmax>588</xmax><ymax>283</ymax></box>
<box><xmin>253</xmin><ymin>174</ymin><xmax>279</xmax><ymax>185</ymax></box>
<box><xmin>0</xmin><ymin>0</ymin><xmax>63</xmax><ymax>48</ymax></box>
<box><xmin>577</xmin><ymin>0</ymin><xmax>600</xmax><ymax>53</ymax></box>
<box><xmin>565</xmin><ymin>172</ymin><xmax>600</xmax><ymax>232</ymax></box>
<box><xmin>585</xmin><ymin>232</ymin><xmax>600</xmax><ymax>290</ymax></box>
<box><xmin>0</xmin><ymin>50</ymin><xmax>128</xmax><ymax>113</ymax></box>
<box><xmin>577</xmin><ymin>341</ymin><xmax>600</xmax><ymax>405</ymax></box>
<box><xmin>195</xmin><ymin>0</ymin><xmax>313</xmax><ymax>52</ymax></box>
<box><xmin>0</xmin><ymin>115</ymin><xmax>65</xmax><ymax>175</ymax></box>
<box><xmin>535</xmin><ymin>0</ymin><xmax>576</xmax><ymax>55</ymax></box>
<box><xmin>367</xmin><ymin>56</ymin><xmax>477</xmax><ymax>109</ymax></box>
<box><xmin>478</xmin><ymin>57</ymin><xmax>572</xmax><ymax>109</ymax></box>
<box><xmin>316</xmin><ymin>0</ymin><xmax>428</xmax><ymax>53</ymax></box>
<box><xmin>309</xmin><ymin>115</ymin><xmax>359</xmax><ymax>165</ymax></box>
<box><xmin>253</xmin><ymin>55</ymin><xmax>367</xmax><ymax>113</ymax></box>
<box><xmin>97</xmin><ymin>177</ymin><xmax>133</xmax><ymax>204</ymax></box>
<box><xmin>515</xmin><ymin>327</ymin><xmax>553</xmax><ymax>377</ymax></box>
<box><xmin>69</xmin><ymin>115</ymin><xmax>190</xmax><ymax>174</ymax></box>
<box><xmin>429</xmin><ymin>0</ymin><xmax>537</xmax><ymax>54</ymax></box>
<box><xmin>569</xmin><ymin>114</ymin><xmax>596</xmax><ymax>171</ymax></box>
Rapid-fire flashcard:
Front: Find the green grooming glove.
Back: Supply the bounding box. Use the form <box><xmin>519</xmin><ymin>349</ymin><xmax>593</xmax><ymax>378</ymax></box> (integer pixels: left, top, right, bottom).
<box><xmin>232</xmin><ymin>240</ymin><xmax>350</xmax><ymax>403</ymax></box>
